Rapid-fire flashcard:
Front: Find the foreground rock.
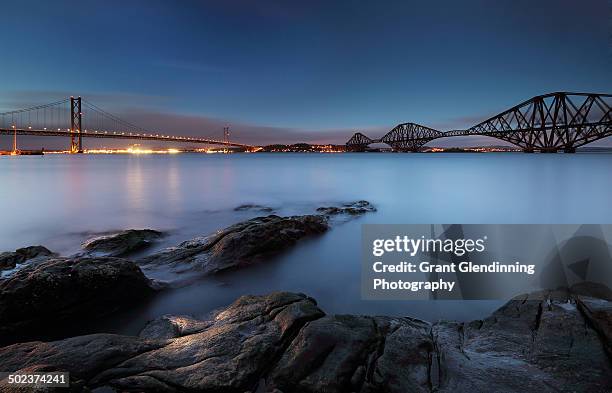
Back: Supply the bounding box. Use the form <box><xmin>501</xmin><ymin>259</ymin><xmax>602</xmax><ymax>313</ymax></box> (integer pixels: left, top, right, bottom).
<box><xmin>1</xmin><ymin>284</ymin><xmax>610</xmax><ymax>392</ymax></box>
<box><xmin>138</xmin><ymin>215</ymin><xmax>328</xmax><ymax>275</ymax></box>
<box><xmin>316</xmin><ymin>200</ymin><xmax>376</xmax><ymax>216</ymax></box>
<box><xmin>81</xmin><ymin>229</ymin><xmax>163</xmax><ymax>257</ymax></box>
<box><xmin>0</xmin><ymin>257</ymin><xmax>157</xmax><ymax>345</ymax></box>
<box><xmin>0</xmin><ymin>245</ymin><xmax>55</xmax><ymax>271</ymax></box>
<box><xmin>0</xmin><ymin>292</ymin><xmax>324</xmax><ymax>392</ymax></box>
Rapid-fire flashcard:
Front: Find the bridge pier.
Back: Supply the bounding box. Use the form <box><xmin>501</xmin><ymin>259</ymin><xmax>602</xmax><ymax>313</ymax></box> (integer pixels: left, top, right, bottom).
<box><xmin>540</xmin><ymin>148</ymin><xmax>558</xmax><ymax>153</ymax></box>
<box><xmin>563</xmin><ymin>147</ymin><xmax>576</xmax><ymax>153</ymax></box>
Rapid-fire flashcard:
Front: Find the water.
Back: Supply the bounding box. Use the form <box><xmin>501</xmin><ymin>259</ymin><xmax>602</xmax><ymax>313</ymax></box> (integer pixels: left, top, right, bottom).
<box><xmin>1</xmin><ymin>152</ymin><xmax>611</xmax><ymax>337</ymax></box>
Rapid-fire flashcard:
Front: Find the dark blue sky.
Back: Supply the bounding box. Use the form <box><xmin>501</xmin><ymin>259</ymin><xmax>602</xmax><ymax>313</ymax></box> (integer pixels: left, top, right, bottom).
<box><xmin>1</xmin><ymin>0</ymin><xmax>611</xmax><ymax>146</ymax></box>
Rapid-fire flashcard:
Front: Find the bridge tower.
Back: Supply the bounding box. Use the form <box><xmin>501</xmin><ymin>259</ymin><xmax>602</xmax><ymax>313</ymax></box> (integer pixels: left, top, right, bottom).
<box><xmin>70</xmin><ymin>96</ymin><xmax>82</xmax><ymax>153</ymax></box>
<box><xmin>223</xmin><ymin>126</ymin><xmax>230</xmax><ymax>144</ymax></box>
<box><xmin>12</xmin><ymin>126</ymin><xmax>18</xmax><ymax>154</ymax></box>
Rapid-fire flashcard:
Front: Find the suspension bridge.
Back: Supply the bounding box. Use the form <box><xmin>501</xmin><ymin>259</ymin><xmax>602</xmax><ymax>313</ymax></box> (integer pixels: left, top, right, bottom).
<box><xmin>0</xmin><ymin>96</ymin><xmax>254</xmax><ymax>153</ymax></box>
<box><xmin>347</xmin><ymin>92</ymin><xmax>612</xmax><ymax>152</ymax></box>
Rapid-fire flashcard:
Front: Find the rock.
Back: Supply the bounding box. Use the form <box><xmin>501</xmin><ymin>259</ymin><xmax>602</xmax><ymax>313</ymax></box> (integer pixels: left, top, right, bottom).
<box><xmin>138</xmin><ymin>314</ymin><xmax>213</xmax><ymax>340</ymax></box>
<box><xmin>0</xmin><ymin>245</ymin><xmax>55</xmax><ymax>271</ymax></box>
<box><xmin>0</xmin><ymin>292</ymin><xmax>324</xmax><ymax>392</ymax></box>
<box><xmin>575</xmin><ymin>292</ymin><xmax>612</xmax><ymax>357</ymax></box>
<box><xmin>234</xmin><ymin>204</ymin><xmax>275</xmax><ymax>213</ymax></box>
<box><xmin>0</xmin><ymin>285</ymin><xmax>610</xmax><ymax>392</ymax></box>
<box><xmin>421</xmin><ymin>284</ymin><xmax>612</xmax><ymax>393</ymax></box>
<box><xmin>571</xmin><ymin>281</ymin><xmax>612</xmax><ymax>300</ymax></box>
<box><xmin>363</xmin><ymin>317</ymin><xmax>433</xmax><ymax>393</ymax></box>
<box><xmin>81</xmin><ymin>229</ymin><xmax>163</xmax><ymax>257</ymax></box>
<box><xmin>138</xmin><ymin>215</ymin><xmax>328</xmax><ymax>275</ymax></box>
<box><xmin>0</xmin><ymin>334</ymin><xmax>166</xmax><ymax>384</ymax></box>
<box><xmin>316</xmin><ymin>200</ymin><xmax>376</xmax><ymax>216</ymax></box>
<box><xmin>0</xmin><ymin>257</ymin><xmax>156</xmax><ymax>345</ymax></box>
<box><xmin>268</xmin><ymin>314</ymin><xmax>393</xmax><ymax>392</ymax></box>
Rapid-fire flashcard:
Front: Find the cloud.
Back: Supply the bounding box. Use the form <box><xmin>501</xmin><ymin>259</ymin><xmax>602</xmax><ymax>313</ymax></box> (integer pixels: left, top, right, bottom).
<box><xmin>117</xmin><ymin>109</ymin><xmax>387</xmax><ymax>145</ymax></box>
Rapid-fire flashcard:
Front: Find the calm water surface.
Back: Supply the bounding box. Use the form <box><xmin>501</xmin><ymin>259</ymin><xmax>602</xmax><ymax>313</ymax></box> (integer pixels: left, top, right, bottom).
<box><xmin>1</xmin><ymin>153</ymin><xmax>611</xmax><ymax>336</ymax></box>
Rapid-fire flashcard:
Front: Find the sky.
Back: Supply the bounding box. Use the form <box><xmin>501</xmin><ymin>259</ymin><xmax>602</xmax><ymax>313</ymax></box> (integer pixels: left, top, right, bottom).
<box><xmin>0</xmin><ymin>0</ymin><xmax>611</xmax><ymax>148</ymax></box>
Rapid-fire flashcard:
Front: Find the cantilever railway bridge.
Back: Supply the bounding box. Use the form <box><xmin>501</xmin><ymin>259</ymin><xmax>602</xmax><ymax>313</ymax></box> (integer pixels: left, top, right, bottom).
<box><xmin>347</xmin><ymin>92</ymin><xmax>612</xmax><ymax>152</ymax></box>
<box><xmin>0</xmin><ymin>97</ymin><xmax>254</xmax><ymax>152</ymax></box>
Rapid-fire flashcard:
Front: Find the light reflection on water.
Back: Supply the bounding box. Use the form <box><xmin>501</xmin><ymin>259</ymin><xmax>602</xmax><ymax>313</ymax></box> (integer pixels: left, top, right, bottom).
<box><xmin>1</xmin><ymin>152</ymin><xmax>612</xmax><ymax>337</ymax></box>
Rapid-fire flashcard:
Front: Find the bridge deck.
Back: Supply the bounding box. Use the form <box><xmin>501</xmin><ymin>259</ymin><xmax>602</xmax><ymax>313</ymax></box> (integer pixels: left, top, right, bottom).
<box><xmin>0</xmin><ymin>128</ymin><xmax>252</xmax><ymax>148</ymax></box>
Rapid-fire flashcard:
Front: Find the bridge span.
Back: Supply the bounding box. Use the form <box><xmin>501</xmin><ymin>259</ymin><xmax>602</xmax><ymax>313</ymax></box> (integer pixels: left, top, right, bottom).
<box><xmin>0</xmin><ymin>97</ymin><xmax>254</xmax><ymax>152</ymax></box>
<box><xmin>347</xmin><ymin>92</ymin><xmax>612</xmax><ymax>152</ymax></box>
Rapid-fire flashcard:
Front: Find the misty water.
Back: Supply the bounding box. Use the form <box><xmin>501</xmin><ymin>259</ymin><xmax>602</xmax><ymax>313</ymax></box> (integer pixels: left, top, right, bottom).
<box><xmin>1</xmin><ymin>152</ymin><xmax>611</xmax><ymax>338</ymax></box>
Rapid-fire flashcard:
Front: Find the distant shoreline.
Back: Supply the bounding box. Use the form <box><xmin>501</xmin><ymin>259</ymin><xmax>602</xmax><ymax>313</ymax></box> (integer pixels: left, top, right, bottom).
<box><xmin>1</xmin><ymin>145</ymin><xmax>611</xmax><ymax>155</ymax></box>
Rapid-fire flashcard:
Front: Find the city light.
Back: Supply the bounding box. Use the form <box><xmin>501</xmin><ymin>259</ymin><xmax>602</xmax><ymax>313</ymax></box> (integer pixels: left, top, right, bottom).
<box><xmin>78</xmin><ymin>146</ymin><xmax>187</xmax><ymax>155</ymax></box>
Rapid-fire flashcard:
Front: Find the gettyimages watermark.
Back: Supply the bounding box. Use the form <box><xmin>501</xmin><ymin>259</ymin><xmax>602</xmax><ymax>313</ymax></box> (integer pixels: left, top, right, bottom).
<box><xmin>362</xmin><ymin>224</ymin><xmax>612</xmax><ymax>300</ymax></box>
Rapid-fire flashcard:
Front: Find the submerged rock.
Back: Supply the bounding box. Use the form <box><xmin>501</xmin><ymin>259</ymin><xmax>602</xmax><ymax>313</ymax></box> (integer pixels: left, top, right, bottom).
<box><xmin>0</xmin><ymin>284</ymin><xmax>610</xmax><ymax>392</ymax></box>
<box><xmin>0</xmin><ymin>257</ymin><xmax>157</xmax><ymax>345</ymax></box>
<box><xmin>0</xmin><ymin>245</ymin><xmax>55</xmax><ymax>271</ymax></box>
<box><xmin>316</xmin><ymin>200</ymin><xmax>376</xmax><ymax>216</ymax></box>
<box><xmin>234</xmin><ymin>203</ymin><xmax>275</xmax><ymax>213</ymax></box>
<box><xmin>81</xmin><ymin>229</ymin><xmax>163</xmax><ymax>257</ymax></box>
<box><xmin>138</xmin><ymin>215</ymin><xmax>328</xmax><ymax>275</ymax></box>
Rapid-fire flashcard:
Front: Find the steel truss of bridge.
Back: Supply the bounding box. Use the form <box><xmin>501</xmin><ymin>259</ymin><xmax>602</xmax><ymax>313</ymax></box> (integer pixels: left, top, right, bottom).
<box><xmin>347</xmin><ymin>92</ymin><xmax>612</xmax><ymax>152</ymax></box>
<box><xmin>0</xmin><ymin>96</ymin><xmax>254</xmax><ymax>152</ymax></box>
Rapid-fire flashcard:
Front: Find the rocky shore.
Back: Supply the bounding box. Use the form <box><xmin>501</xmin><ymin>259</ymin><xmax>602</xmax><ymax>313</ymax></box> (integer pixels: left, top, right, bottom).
<box><xmin>0</xmin><ymin>201</ymin><xmax>610</xmax><ymax>392</ymax></box>
<box><xmin>0</xmin><ymin>245</ymin><xmax>56</xmax><ymax>271</ymax></box>
<box><xmin>0</xmin><ymin>256</ymin><xmax>157</xmax><ymax>345</ymax></box>
<box><xmin>81</xmin><ymin>229</ymin><xmax>163</xmax><ymax>257</ymax></box>
<box><xmin>0</xmin><ymin>285</ymin><xmax>610</xmax><ymax>392</ymax></box>
<box><xmin>0</xmin><ymin>201</ymin><xmax>374</xmax><ymax>345</ymax></box>
<box><xmin>137</xmin><ymin>214</ymin><xmax>328</xmax><ymax>275</ymax></box>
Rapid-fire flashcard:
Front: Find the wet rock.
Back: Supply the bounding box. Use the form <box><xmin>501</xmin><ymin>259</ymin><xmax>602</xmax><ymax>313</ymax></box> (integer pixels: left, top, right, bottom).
<box><xmin>316</xmin><ymin>200</ymin><xmax>376</xmax><ymax>216</ymax></box>
<box><xmin>138</xmin><ymin>314</ymin><xmax>213</xmax><ymax>339</ymax></box>
<box><xmin>424</xmin><ymin>285</ymin><xmax>612</xmax><ymax>393</ymax></box>
<box><xmin>571</xmin><ymin>281</ymin><xmax>612</xmax><ymax>300</ymax></box>
<box><xmin>138</xmin><ymin>215</ymin><xmax>328</xmax><ymax>275</ymax></box>
<box><xmin>363</xmin><ymin>317</ymin><xmax>433</xmax><ymax>393</ymax></box>
<box><xmin>576</xmin><ymin>295</ymin><xmax>612</xmax><ymax>357</ymax></box>
<box><xmin>0</xmin><ymin>245</ymin><xmax>55</xmax><ymax>270</ymax></box>
<box><xmin>0</xmin><ymin>292</ymin><xmax>324</xmax><ymax>392</ymax></box>
<box><xmin>234</xmin><ymin>204</ymin><xmax>275</xmax><ymax>213</ymax></box>
<box><xmin>0</xmin><ymin>285</ymin><xmax>610</xmax><ymax>392</ymax></box>
<box><xmin>267</xmin><ymin>314</ymin><xmax>391</xmax><ymax>392</ymax></box>
<box><xmin>0</xmin><ymin>334</ymin><xmax>166</xmax><ymax>384</ymax></box>
<box><xmin>0</xmin><ymin>257</ymin><xmax>156</xmax><ymax>345</ymax></box>
<box><xmin>81</xmin><ymin>229</ymin><xmax>163</xmax><ymax>257</ymax></box>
